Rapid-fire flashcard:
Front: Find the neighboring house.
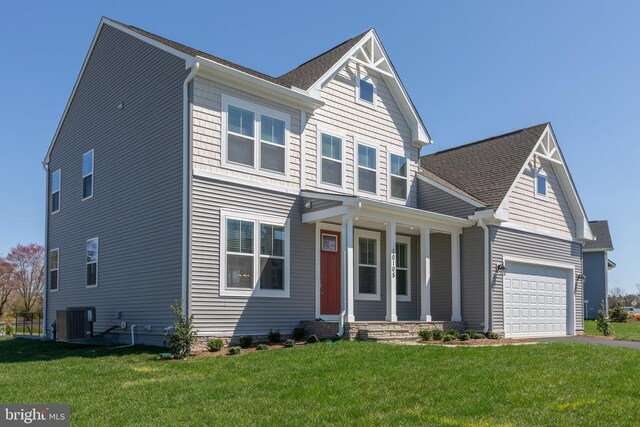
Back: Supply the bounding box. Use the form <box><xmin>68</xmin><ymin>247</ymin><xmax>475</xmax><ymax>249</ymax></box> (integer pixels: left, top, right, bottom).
<box><xmin>582</xmin><ymin>220</ymin><xmax>615</xmax><ymax>319</ymax></box>
<box><xmin>43</xmin><ymin>18</ymin><xmax>594</xmax><ymax>345</ymax></box>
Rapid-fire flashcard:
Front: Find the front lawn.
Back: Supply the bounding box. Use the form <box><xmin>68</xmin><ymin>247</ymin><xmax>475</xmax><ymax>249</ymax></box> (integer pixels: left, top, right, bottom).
<box><xmin>1</xmin><ymin>337</ymin><xmax>640</xmax><ymax>426</ymax></box>
<box><xmin>584</xmin><ymin>319</ymin><xmax>640</xmax><ymax>341</ymax></box>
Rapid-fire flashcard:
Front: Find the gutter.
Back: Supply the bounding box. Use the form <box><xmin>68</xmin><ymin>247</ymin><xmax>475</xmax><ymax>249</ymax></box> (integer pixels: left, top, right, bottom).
<box><xmin>41</xmin><ymin>161</ymin><xmax>49</xmax><ymax>339</ymax></box>
<box><xmin>182</xmin><ymin>61</ymin><xmax>200</xmax><ymax>315</ymax></box>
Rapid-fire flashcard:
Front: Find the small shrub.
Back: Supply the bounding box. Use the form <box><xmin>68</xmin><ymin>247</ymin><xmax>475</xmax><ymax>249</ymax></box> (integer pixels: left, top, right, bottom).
<box><xmin>597</xmin><ymin>301</ymin><xmax>612</xmax><ymax>336</ymax></box>
<box><xmin>471</xmin><ymin>333</ymin><xmax>486</xmax><ymax>340</ymax></box>
<box><xmin>609</xmin><ymin>303</ymin><xmax>630</xmax><ymax>323</ymax></box>
<box><xmin>228</xmin><ymin>346</ymin><xmax>241</xmax><ymax>355</ymax></box>
<box><xmin>459</xmin><ymin>333</ymin><xmax>470</xmax><ymax>341</ymax></box>
<box><xmin>239</xmin><ymin>335</ymin><xmax>253</xmax><ymax>348</ymax></box>
<box><xmin>284</xmin><ymin>339</ymin><xmax>295</xmax><ymax>348</ymax></box>
<box><xmin>268</xmin><ymin>329</ymin><xmax>282</xmax><ymax>343</ymax></box>
<box><xmin>256</xmin><ymin>343</ymin><xmax>268</xmax><ymax>351</ymax></box>
<box><xmin>166</xmin><ymin>300</ymin><xmax>197</xmax><ymax>359</ymax></box>
<box><xmin>631</xmin><ymin>313</ymin><xmax>640</xmax><ymax>321</ymax></box>
<box><xmin>292</xmin><ymin>327</ymin><xmax>306</xmax><ymax>341</ymax></box>
<box><xmin>418</xmin><ymin>330</ymin><xmax>433</xmax><ymax>341</ymax></box>
<box><xmin>464</xmin><ymin>329</ymin><xmax>476</xmax><ymax>336</ymax></box>
<box><xmin>206</xmin><ymin>338</ymin><xmax>224</xmax><ymax>352</ymax></box>
<box><xmin>442</xmin><ymin>334</ymin><xmax>455</xmax><ymax>342</ymax></box>
<box><xmin>4</xmin><ymin>323</ymin><xmax>14</xmax><ymax>336</ymax></box>
<box><xmin>486</xmin><ymin>332</ymin><xmax>500</xmax><ymax>340</ymax></box>
<box><xmin>445</xmin><ymin>329</ymin><xmax>460</xmax><ymax>338</ymax></box>
<box><xmin>432</xmin><ymin>329</ymin><xmax>444</xmax><ymax>341</ymax></box>
<box><xmin>306</xmin><ymin>335</ymin><xmax>319</xmax><ymax>344</ymax></box>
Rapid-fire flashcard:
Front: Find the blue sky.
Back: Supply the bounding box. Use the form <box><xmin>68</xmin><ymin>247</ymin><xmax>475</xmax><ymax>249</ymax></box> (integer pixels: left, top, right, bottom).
<box><xmin>0</xmin><ymin>1</ymin><xmax>638</xmax><ymax>291</ymax></box>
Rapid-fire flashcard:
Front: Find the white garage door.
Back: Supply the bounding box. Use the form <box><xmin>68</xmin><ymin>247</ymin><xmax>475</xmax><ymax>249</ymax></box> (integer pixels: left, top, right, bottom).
<box><xmin>504</xmin><ymin>269</ymin><xmax>569</xmax><ymax>338</ymax></box>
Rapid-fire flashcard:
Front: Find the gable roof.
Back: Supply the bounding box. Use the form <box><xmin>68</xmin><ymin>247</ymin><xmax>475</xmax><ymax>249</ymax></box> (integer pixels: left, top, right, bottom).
<box><xmin>584</xmin><ymin>220</ymin><xmax>613</xmax><ymax>251</ymax></box>
<box><xmin>420</xmin><ymin>123</ymin><xmax>549</xmax><ymax>209</ymax></box>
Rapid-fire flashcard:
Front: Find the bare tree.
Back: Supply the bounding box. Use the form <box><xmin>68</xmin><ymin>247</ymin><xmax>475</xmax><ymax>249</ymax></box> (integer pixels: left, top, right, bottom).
<box><xmin>0</xmin><ymin>258</ymin><xmax>15</xmax><ymax>319</ymax></box>
<box><xmin>636</xmin><ymin>283</ymin><xmax>640</xmax><ymax>298</ymax></box>
<box><xmin>609</xmin><ymin>287</ymin><xmax>626</xmax><ymax>308</ymax></box>
<box><xmin>6</xmin><ymin>244</ymin><xmax>44</xmax><ymax>316</ymax></box>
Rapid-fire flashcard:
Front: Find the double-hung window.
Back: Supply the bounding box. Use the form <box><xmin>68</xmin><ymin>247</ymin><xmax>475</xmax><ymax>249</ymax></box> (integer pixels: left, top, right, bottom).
<box><xmin>224</xmin><ymin>95</ymin><xmax>289</xmax><ymax>176</ymax></box>
<box><xmin>86</xmin><ymin>237</ymin><xmax>98</xmax><ymax>287</ymax></box>
<box><xmin>49</xmin><ymin>249</ymin><xmax>59</xmax><ymax>291</ymax></box>
<box><xmin>51</xmin><ymin>169</ymin><xmax>61</xmax><ymax>213</ymax></box>
<box><xmin>320</xmin><ymin>133</ymin><xmax>342</xmax><ymax>187</ymax></box>
<box><xmin>82</xmin><ymin>150</ymin><xmax>94</xmax><ymax>200</ymax></box>
<box><xmin>357</xmin><ymin>143</ymin><xmax>377</xmax><ymax>194</ymax></box>
<box><xmin>390</xmin><ymin>153</ymin><xmax>408</xmax><ymax>200</ymax></box>
<box><xmin>221</xmin><ymin>210</ymin><xmax>290</xmax><ymax>297</ymax></box>
<box><xmin>395</xmin><ymin>236</ymin><xmax>411</xmax><ymax>301</ymax></box>
<box><xmin>355</xmin><ymin>230</ymin><xmax>380</xmax><ymax>300</ymax></box>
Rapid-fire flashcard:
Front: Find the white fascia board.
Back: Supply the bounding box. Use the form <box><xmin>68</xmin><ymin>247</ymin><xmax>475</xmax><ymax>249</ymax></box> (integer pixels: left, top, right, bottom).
<box><xmin>195</xmin><ymin>57</ymin><xmax>324</xmax><ymax>112</ymax></box>
<box><xmin>359</xmin><ymin>198</ymin><xmax>472</xmax><ymax>228</ymax></box>
<box><xmin>583</xmin><ymin>247</ymin><xmax>614</xmax><ymax>253</ymax></box>
<box><xmin>416</xmin><ymin>174</ymin><xmax>485</xmax><ymax>208</ymax></box>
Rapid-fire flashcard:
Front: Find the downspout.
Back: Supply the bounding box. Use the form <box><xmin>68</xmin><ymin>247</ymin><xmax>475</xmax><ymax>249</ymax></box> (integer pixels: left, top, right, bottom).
<box><xmin>41</xmin><ymin>161</ymin><xmax>49</xmax><ymax>339</ymax></box>
<box><xmin>182</xmin><ymin>61</ymin><xmax>200</xmax><ymax>316</ymax></box>
<box><xmin>130</xmin><ymin>324</ymin><xmax>136</xmax><ymax>346</ymax></box>
<box><xmin>300</xmin><ymin>111</ymin><xmax>307</xmax><ymax>190</ymax></box>
<box><xmin>478</xmin><ymin>219</ymin><xmax>490</xmax><ymax>333</ymax></box>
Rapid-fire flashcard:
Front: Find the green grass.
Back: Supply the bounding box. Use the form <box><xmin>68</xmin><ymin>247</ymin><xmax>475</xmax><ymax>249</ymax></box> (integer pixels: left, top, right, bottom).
<box><xmin>1</xmin><ymin>337</ymin><xmax>640</xmax><ymax>426</ymax></box>
<box><xmin>584</xmin><ymin>319</ymin><xmax>640</xmax><ymax>341</ymax></box>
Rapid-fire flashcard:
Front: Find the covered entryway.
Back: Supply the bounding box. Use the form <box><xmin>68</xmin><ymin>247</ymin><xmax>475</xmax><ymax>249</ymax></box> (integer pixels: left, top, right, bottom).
<box><xmin>503</xmin><ymin>260</ymin><xmax>575</xmax><ymax>338</ymax></box>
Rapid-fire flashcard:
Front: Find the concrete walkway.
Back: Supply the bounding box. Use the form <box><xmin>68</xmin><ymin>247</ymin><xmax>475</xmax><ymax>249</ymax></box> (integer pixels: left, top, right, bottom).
<box><xmin>536</xmin><ymin>336</ymin><xmax>640</xmax><ymax>349</ymax></box>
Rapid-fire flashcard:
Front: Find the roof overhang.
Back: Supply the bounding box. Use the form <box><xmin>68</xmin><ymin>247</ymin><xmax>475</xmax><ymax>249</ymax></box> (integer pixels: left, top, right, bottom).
<box><xmin>608</xmin><ymin>259</ymin><xmax>616</xmax><ymax>270</ymax></box>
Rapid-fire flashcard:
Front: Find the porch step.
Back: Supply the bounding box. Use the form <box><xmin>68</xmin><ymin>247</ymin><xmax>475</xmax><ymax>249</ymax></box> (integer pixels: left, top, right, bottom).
<box><xmin>366</xmin><ymin>335</ymin><xmax>420</xmax><ymax>343</ymax></box>
<box><xmin>357</xmin><ymin>328</ymin><xmax>416</xmax><ymax>341</ymax></box>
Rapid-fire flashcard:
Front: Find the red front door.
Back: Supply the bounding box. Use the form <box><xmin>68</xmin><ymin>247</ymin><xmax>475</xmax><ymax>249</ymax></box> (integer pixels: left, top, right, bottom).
<box><xmin>320</xmin><ymin>230</ymin><xmax>341</xmax><ymax>315</ymax></box>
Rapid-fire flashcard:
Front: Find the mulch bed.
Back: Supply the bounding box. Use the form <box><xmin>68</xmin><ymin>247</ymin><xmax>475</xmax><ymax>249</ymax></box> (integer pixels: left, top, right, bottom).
<box><xmin>190</xmin><ymin>341</ymin><xmax>309</xmax><ymax>358</ymax></box>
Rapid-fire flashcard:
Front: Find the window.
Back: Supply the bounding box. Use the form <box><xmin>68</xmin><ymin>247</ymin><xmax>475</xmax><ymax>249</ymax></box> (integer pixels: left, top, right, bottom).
<box><xmin>357</xmin><ymin>143</ymin><xmax>377</xmax><ymax>194</ymax></box>
<box><xmin>321</xmin><ymin>234</ymin><xmax>338</xmax><ymax>252</ymax></box>
<box><xmin>396</xmin><ymin>236</ymin><xmax>411</xmax><ymax>301</ymax></box>
<box><xmin>321</xmin><ymin>133</ymin><xmax>343</xmax><ymax>187</ymax></box>
<box><xmin>390</xmin><ymin>153</ymin><xmax>408</xmax><ymax>200</ymax></box>
<box><xmin>355</xmin><ymin>230</ymin><xmax>380</xmax><ymax>300</ymax></box>
<box><xmin>221</xmin><ymin>211</ymin><xmax>290</xmax><ymax>297</ymax></box>
<box><xmin>50</xmin><ymin>249</ymin><xmax>59</xmax><ymax>291</ymax></box>
<box><xmin>86</xmin><ymin>238</ymin><xmax>98</xmax><ymax>287</ymax></box>
<box><xmin>51</xmin><ymin>169</ymin><xmax>61</xmax><ymax>213</ymax></box>
<box><xmin>357</xmin><ymin>75</ymin><xmax>376</xmax><ymax>105</ymax></box>
<box><xmin>223</xmin><ymin>95</ymin><xmax>289</xmax><ymax>176</ymax></box>
<box><xmin>535</xmin><ymin>170</ymin><xmax>547</xmax><ymax>198</ymax></box>
<box><xmin>82</xmin><ymin>150</ymin><xmax>94</xmax><ymax>200</ymax></box>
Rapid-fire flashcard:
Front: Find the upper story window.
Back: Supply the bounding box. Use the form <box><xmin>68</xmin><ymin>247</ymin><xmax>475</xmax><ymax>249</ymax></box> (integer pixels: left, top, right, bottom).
<box><xmin>355</xmin><ymin>230</ymin><xmax>380</xmax><ymax>300</ymax></box>
<box><xmin>82</xmin><ymin>150</ymin><xmax>94</xmax><ymax>200</ymax></box>
<box><xmin>320</xmin><ymin>133</ymin><xmax>343</xmax><ymax>187</ymax></box>
<box><xmin>396</xmin><ymin>236</ymin><xmax>411</xmax><ymax>302</ymax></box>
<box><xmin>535</xmin><ymin>170</ymin><xmax>547</xmax><ymax>198</ymax></box>
<box><xmin>49</xmin><ymin>248</ymin><xmax>59</xmax><ymax>291</ymax></box>
<box><xmin>390</xmin><ymin>153</ymin><xmax>408</xmax><ymax>200</ymax></box>
<box><xmin>357</xmin><ymin>75</ymin><xmax>376</xmax><ymax>105</ymax></box>
<box><xmin>86</xmin><ymin>237</ymin><xmax>98</xmax><ymax>287</ymax></box>
<box><xmin>223</xmin><ymin>95</ymin><xmax>290</xmax><ymax>177</ymax></box>
<box><xmin>357</xmin><ymin>143</ymin><xmax>377</xmax><ymax>194</ymax></box>
<box><xmin>51</xmin><ymin>169</ymin><xmax>61</xmax><ymax>213</ymax></box>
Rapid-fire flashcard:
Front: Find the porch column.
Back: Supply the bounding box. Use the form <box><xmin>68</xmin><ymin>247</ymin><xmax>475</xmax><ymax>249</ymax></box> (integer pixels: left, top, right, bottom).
<box><xmin>451</xmin><ymin>232</ymin><xmax>462</xmax><ymax>322</ymax></box>
<box><xmin>342</xmin><ymin>215</ymin><xmax>355</xmax><ymax>322</ymax></box>
<box><xmin>420</xmin><ymin>226</ymin><xmax>432</xmax><ymax>321</ymax></box>
<box><xmin>385</xmin><ymin>221</ymin><xmax>397</xmax><ymax>322</ymax></box>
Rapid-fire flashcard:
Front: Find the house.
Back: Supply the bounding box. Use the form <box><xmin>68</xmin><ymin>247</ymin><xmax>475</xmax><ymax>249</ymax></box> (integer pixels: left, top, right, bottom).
<box><xmin>43</xmin><ymin>18</ymin><xmax>594</xmax><ymax>346</ymax></box>
<box><xmin>582</xmin><ymin>220</ymin><xmax>615</xmax><ymax>319</ymax></box>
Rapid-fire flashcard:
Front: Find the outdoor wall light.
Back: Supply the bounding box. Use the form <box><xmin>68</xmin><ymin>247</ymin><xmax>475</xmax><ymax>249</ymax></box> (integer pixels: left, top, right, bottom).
<box><xmin>495</xmin><ymin>263</ymin><xmax>507</xmax><ymax>276</ymax></box>
<box><xmin>575</xmin><ymin>273</ymin><xmax>587</xmax><ymax>283</ymax></box>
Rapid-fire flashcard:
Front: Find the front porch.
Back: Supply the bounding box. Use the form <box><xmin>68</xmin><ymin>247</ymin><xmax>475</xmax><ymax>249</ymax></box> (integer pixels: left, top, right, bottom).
<box><xmin>302</xmin><ymin>191</ymin><xmax>473</xmax><ymax>327</ymax></box>
<box><xmin>303</xmin><ymin>320</ymin><xmax>465</xmax><ymax>341</ymax></box>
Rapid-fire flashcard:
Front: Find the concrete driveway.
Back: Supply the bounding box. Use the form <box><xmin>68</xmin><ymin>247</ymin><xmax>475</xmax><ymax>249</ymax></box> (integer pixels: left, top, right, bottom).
<box><xmin>536</xmin><ymin>336</ymin><xmax>640</xmax><ymax>349</ymax></box>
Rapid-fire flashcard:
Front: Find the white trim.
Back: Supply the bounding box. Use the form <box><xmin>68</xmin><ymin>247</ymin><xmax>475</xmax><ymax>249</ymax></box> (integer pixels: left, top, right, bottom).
<box><xmin>221</xmin><ymin>94</ymin><xmax>291</xmax><ymax>179</ymax></box>
<box><xmin>387</xmin><ymin>149</ymin><xmax>409</xmax><ymax>203</ymax></box>
<box><xmin>583</xmin><ymin>247</ymin><xmax>614</xmax><ymax>253</ymax></box>
<box><xmin>315</xmin><ymin>222</ymin><xmax>343</xmax><ymax>320</ymax></box>
<box><xmin>416</xmin><ymin>174</ymin><xmax>484</xmax><ymax>208</ymax></box>
<box><xmin>534</xmin><ymin>169</ymin><xmax>548</xmax><ymax>199</ymax></box>
<box><xmin>354</xmin><ymin>229</ymin><xmax>381</xmax><ymax>301</ymax></box>
<box><xmin>300</xmin><ymin>111</ymin><xmax>307</xmax><ymax>190</ymax></box>
<box><xmin>219</xmin><ymin>209</ymin><xmax>290</xmax><ymax>298</ymax></box>
<box><xmin>419</xmin><ymin>226</ymin><xmax>432</xmax><ymax>321</ymax></box>
<box><xmin>395</xmin><ymin>235</ymin><xmax>411</xmax><ymax>302</ymax></box>
<box><xmin>301</xmin><ymin>190</ymin><xmax>357</xmax><ymax>204</ymax></box>
<box><xmin>316</xmin><ymin>127</ymin><xmax>347</xmax><ymax>192</ymax></box>
<box><xmin>49</xmin><ymin>248</ymin><xmax>60</xmax><ymax>292</ymax></box>
<box><xmin>385</xmin><ymin>221</ymin><xmax>397</xmax><ymax>321</ymax></box>
<box><xmin>51</xmin><ymin>169</ymin><xmax>61</xmax><ymax>214</ymax></box>
<box><xmin>451</xmin><ymin>232</ymin><xmax>462</xmax><ymax>322</ymax></box>
<box><xmin>193</xmin><ymin>169</ymin><xmax>298</xmax><ymax>195</ymax></box>
<box><xmin>81</xmin><ymin>149</ymin><xmax>94</xmax><ymax>201</ymax></box>
<box><xmin>86</xmin><ymin>237</ymin><xmax>98</xmax><ymax>288</ymax></box>
<box><xmin>499</xmin><ymin>221</ymin><xmax>578</xmax><ymax>244</ymax></box>
<box><xmin>302</xmin><ymin>206</ymin><xmax>350</xmax><ymax>224</ymax></box>
<box><xmin>355</xmin><ymin>71</ymin><xmax>377</xmax><ymax>107</ymax></box>
<box><xmin>354</xmin><ymin>138</ymin><xmax>379</xmax><ymax>197</ymax></box>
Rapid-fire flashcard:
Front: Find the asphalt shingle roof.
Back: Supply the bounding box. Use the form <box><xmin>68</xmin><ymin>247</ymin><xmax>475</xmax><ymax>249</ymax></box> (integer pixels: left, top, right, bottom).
<box><xmin>584</xmin><ymin>220</ymin><xmax>614</xmax><ymax>250</ymax></box>
<box><xmin>420</xmin><ymin>123</ymin><xmax>549</xmax><ymax>209</ymax></box>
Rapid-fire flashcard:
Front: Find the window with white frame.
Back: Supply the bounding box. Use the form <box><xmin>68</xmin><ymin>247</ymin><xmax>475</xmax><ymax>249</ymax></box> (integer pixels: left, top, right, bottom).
<box><xmin>86</xmin><ymin>238</ymin><xmax>98</xmax><ymax>287</ymax></box>
<box><xmin>51</xmin><ymin>169</ymin><xmax>61</xmax><ymax>213</ymax></box>
<box><xmin>535</xmin><ymin>170</ymin><xmax>547</xmax><ymax>198</ymax></box>
<box><xmin>224</xmin><ymin>96</ymin><xmax>289</xmax><ymax>175</ymax></box>
<box><xmin>390</xmin><ymin>153</ymin><xmax>408</xmax><ymax>200</ymax></box>
<box><xmin>321</xmin><ymin>133</ymin><xmax>342</xmax><ymax>187</ymax></box>
<box><xmin>50</xmin><ymin>248</ymin><xmax>59</xmax><ymax>291</ymax></box>
<box><xmin>396</xmin><ymin>236</ymin><xmax>410</xmax><ymax>301</ymax></box>
<box><xmin>221</xmin><ymin>211</ymin><xmax>289</xmax><ymax>297</ymax></box>
<box><xmin>357</xmin><ymin>143</ymin><xmax>377</xmax><ymax>194</ymax></box>
<box><xmin>355</xmin><ymin>230</ymin><xmax>380</xmax><ymax>300</ymax></box>
<box><xmin>82</xmin><ymin>150</ymin><xmax>94</xmax><ymax>200</ymax></box>
<box><xmin>357</xmin><ymin>75</ymin><xmax>376</xmax><ymax>105</ymax></box>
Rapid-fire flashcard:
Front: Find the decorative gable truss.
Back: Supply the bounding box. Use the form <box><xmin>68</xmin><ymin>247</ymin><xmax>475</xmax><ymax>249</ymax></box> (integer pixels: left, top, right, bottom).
<box><xmin>495</xmin><ymin>124</ymin><xmax>594</xmax><ymax>241</ymax></box>
<box><xmin>305</xmin><ymin>30</ymin><xmax>431</xmax><ymax>147</ymax></box>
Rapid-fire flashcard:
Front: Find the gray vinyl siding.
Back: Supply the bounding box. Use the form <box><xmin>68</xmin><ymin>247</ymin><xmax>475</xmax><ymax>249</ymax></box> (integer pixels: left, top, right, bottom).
<box><xmin>46</xmin><ymin>24</ymin><xmax>187</xmax><ymax>341</ymax></box>
<box><xmin>417</xmin><ymin>179</ymin><xmax>477</xmax><ymax>218</ymax></box>
<box><xmin>583</xmin><ymin>251</ymin><xmax>607</xmax><ymax>319</ymax></box>
<box><xmin>430</xmin><ymin>233</ymin><xmax>452</xmax><ymax>321</ymax></box>
<box><xmin>191</xmin><ymin>177</ymin><xmax>315</xmax><ymax>336</ymax></box>
<box><xmin>301</xmin><ymin>198</ymin><xmax>343</xmax><ymax>214</ymax></box>
<box><xmin>489</xmin><ymin>226</ymin><xmax>583</xmax><ymax>332</ymax></box>
<box><xmin>461</xmin><ymin>227</ymin><xmax>485</xmax><ymax>330</ymax></box>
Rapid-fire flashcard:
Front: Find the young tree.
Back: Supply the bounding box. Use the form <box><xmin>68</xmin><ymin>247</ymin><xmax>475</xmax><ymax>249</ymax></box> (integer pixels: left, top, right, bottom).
<box><xmin>6</xmin><ymin>244</ymin><xmax>44</xmax><ymax>316</ymax></box>
<box><xmin>0</xmin><ymin>258</ymin><xmax>15</xmax><ymax>319</ymax></box>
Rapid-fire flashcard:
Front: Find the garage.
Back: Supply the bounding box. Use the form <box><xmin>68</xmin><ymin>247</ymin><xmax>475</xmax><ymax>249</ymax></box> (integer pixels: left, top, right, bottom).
<box><xmin>503</xmin><ymin>261</ymin><xmax>574</xmax><ymax>338</ymax></box>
